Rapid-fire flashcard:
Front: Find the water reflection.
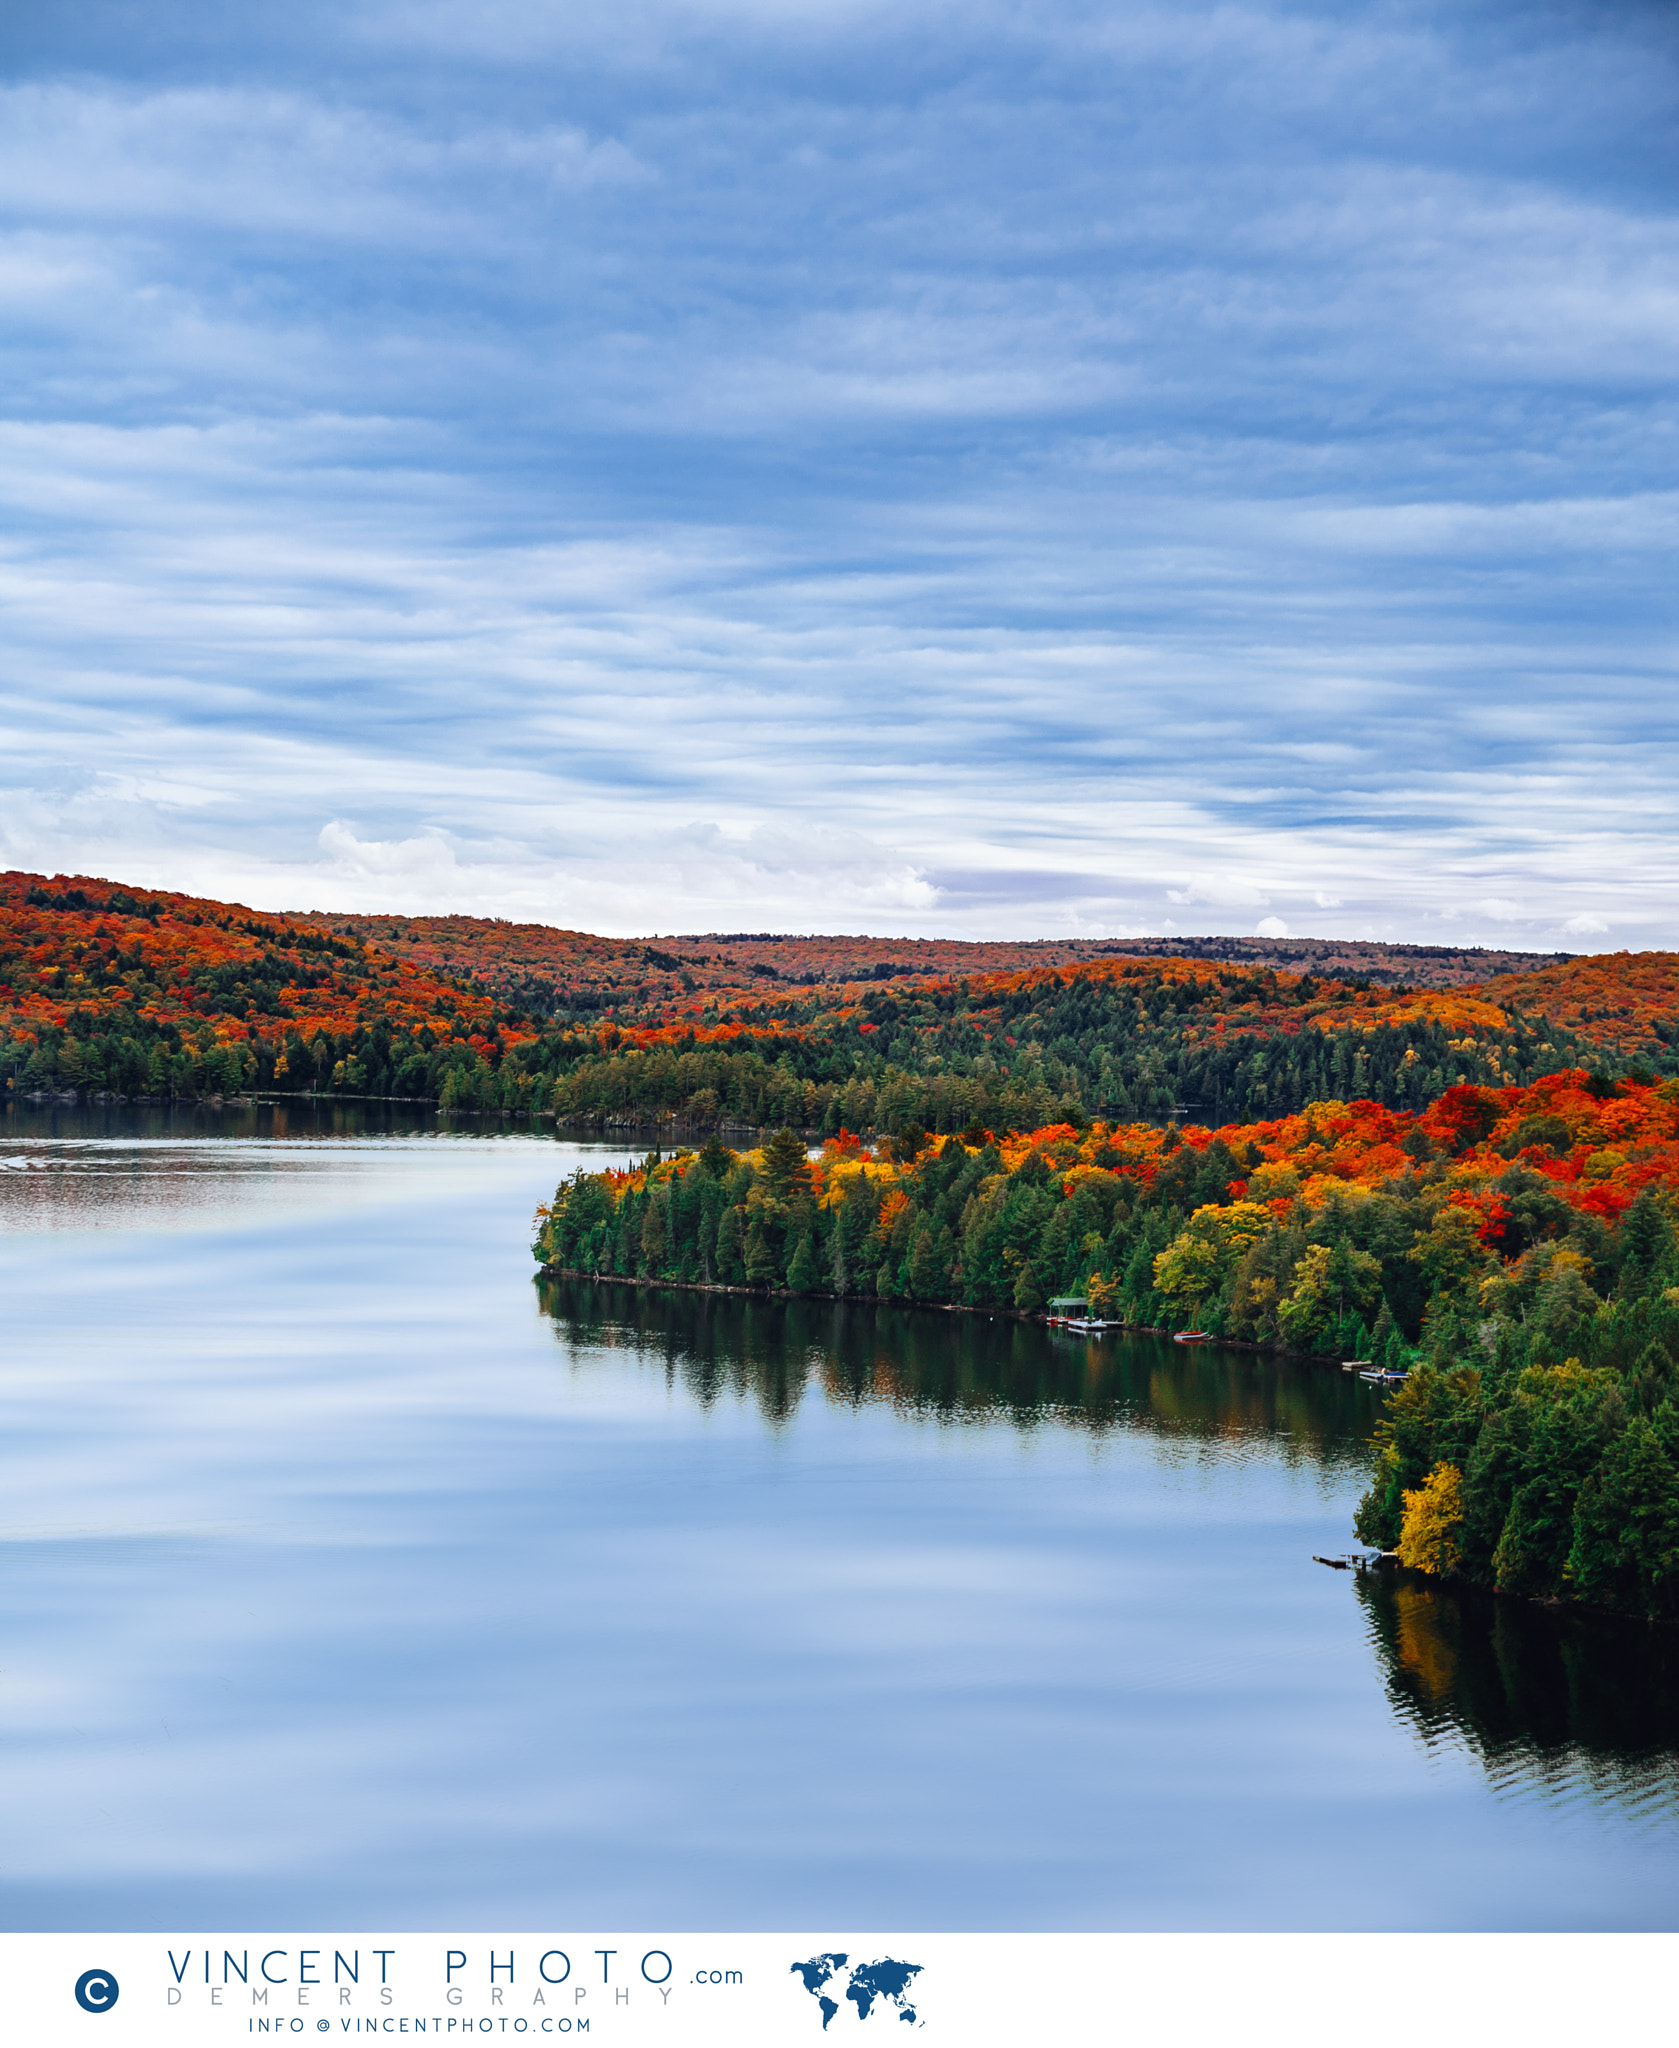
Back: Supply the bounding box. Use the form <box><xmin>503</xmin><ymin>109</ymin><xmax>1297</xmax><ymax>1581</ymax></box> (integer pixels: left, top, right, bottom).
<box><xmin>5</xmin><ymin>1121</ymin><xmax>1677</xmax><ymax>1925</ymax></box>
<box><xmin>545</xmin><ymin>1278</ymin><xmax>1679</xmax><ymax>1838</ymax></box>
<box><xmin>0</xmin><ymin>1102</ymin><xmax>588</xmax><ymax>1231</ymax></box>
<box><xmin>538</xmin><ymin>1276</ymin><xmax>1380</xmax><ymax>1462</ymax></box>
<box><xmin>2</xmin><ymin>1097</ymin><xmax>444</xmax><ymax>1143</ymax></box>
<box><xmin>1359</xmin><ymin>1570</ymin><xmax>1679</xmax><ymax>1826</ymax></box>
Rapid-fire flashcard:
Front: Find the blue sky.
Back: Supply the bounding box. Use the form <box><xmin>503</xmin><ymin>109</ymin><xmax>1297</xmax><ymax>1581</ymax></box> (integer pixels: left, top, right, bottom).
<box><xmin>1</xmin><ymin>0</ymin><xmax>1675</xmax><ymax>944</ymax></box>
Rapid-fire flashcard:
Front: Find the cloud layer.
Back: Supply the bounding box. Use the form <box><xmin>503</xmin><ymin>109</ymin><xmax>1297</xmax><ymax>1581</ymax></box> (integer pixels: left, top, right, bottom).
<box><xmin>2</xmin><ymin>0</ymin><xmax>1675</xmax><ymax>942</ymax></box>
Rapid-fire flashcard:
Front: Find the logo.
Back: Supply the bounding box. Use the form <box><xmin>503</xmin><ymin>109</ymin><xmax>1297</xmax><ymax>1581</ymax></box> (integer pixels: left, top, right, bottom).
<box><xmin>74</xmin><ymin>1969</ymin><xmax>120</xmax><ymax>2014</ymax></box>
<box><xmin>792</xmin><ymin>1954</ymin><xmax>922</xmax><ymax>2030</ymax></box>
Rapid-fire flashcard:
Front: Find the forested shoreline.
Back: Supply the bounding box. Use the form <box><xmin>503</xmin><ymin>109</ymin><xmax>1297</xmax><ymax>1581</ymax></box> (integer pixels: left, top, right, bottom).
<box><xmin>14</xmin><ymin>871</ymin><xmax>1679</xmax><ymax>1134</ymax></box>
<box><xmin>534</xmin><ymin>1072</ymin><xmax>1679</xmax><ymax>1618</ymax></box>
<box><xmin>14</xmin><ymin>875</ymin><xmax>1679</xmax><ymax>1614</ymax></box>
<box><xmin>0</xmin><ymin>963</ymin><xmax>1625</xmax><ymax>1128</ymax></box>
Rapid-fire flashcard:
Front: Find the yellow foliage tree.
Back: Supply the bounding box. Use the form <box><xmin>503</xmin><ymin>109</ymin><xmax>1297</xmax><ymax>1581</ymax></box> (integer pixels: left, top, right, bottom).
<box><xmin>1154</xmin><ymin>1196</ymin><xmax>1269</xmax><ymax>1294</ymax></box>
<box><xmin>1153</xmin><ymin>1231</ymin><xmax>1223</xmax><ymax>1306</ymax></box>
<box><xmin>1397</xmin><ymin>1461</ymin><xmax>1465</xmax><ymax>1575</ymax></box>
<box><xmin>1206</xmin><ymin>1201</ymin><xmax>1275</xmax><ymax>1256</ymax></box>
<box><xmin>1154</xmin><ymin>1200</ymin><xmax>1276</xmax><ymax>1310</ymax></box>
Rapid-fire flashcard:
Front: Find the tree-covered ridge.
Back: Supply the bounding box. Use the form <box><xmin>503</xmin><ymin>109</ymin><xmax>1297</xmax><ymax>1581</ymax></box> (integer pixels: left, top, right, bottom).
<box><xmin>6</xmin><ymin>869</ymin><xmax>1677</xmax><ymax>1129</ymax></box>
<box><xmin>1478</xmin><ymin>952</ymin><xmax>1679</xmax><ymax>1063</ymax></box>
<box><xmin>287</xmin><ymin>910</ymin><xmax>717</xmax><ymax>1020</ymax></box>
<box><xmin>292</xmin><ymin>911</ymin><xmax>1567</xmax><ymax>1013</ymax></box>
<box><xmin>0</xmin><ymin>870</ymin><xmax>528</xmax><ymax>1099</ymax></box>
<box><xmin>535</xmin><ymin>1071</ymin><xmax>1679</xmax><ymax>1615</ymax></box>
<box><xmin>523</xmin><ymin>952</ymin><xmax>1615</xmax><ymax>1133</ymax></box>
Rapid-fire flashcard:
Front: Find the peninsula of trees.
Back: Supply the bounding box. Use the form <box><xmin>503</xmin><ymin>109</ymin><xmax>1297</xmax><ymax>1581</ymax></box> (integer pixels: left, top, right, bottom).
<box><xmin>534</xmin><ymin>1071</ymin><xmax>1679</xmax><ymax>1619</ymax></box>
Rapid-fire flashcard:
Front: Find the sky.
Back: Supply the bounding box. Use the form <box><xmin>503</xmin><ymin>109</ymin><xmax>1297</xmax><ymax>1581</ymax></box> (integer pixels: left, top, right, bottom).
<box><xmin>1</xmin><ymin>0</ymin><xmax>1675</xmax><ymax>947</ymax></box>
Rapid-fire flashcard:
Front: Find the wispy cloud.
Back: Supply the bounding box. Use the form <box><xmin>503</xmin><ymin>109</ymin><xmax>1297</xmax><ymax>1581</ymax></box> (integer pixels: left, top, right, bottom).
<box><xmin>1</xmin><ymin>0</ymin><xmax>1675</xmax><ymax>943</ymax></box>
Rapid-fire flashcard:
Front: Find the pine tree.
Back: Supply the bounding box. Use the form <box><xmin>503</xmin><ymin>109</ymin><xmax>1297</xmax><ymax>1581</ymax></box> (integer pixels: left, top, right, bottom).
<box><xmin>1620</xmin><ymin>1191</ymin><xmax>1675</xmax><ymax>1296</ymax></box>
<box><xmin>787</xmin><ymin>1233</ymin><xmax>819</xmax><ymax>1293</ymax></box>
<box><xmin>1566</xmin><ymin>1416</ymin><xmax>1679</xmax><ymax>1615</ymax></box>
<box><xmin>1369</xmin><ymin>1298</ymin><xmax>1396</xmax><ymax>1365</ymax></box>
<box><xmin>639</xmin><ymin>1194</ymin><xmax>667</xmax><ymax>1270</ymax></box>
<box><xmin>716</xmin><ymin>1206</ymin><xmax>746</xmax><ymax>1283</ymax></box>
<box><xmin>746</xmin><ymin>1218</ymin><xmax>778</xmax><ymax>1286</ymax></box>
<box><xmin>761</xmin><ymin>1127</ymin><xmax>810</xmax><ymax>1199</ymax></box>
<box><xmin>908</xmin><ymin>1223</ymin><xmax>941</xmax><ymax>1299</ymax></box>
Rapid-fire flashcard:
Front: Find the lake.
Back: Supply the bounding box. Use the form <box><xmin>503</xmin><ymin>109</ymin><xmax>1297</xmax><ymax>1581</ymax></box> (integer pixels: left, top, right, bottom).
<box><xmin>1</xmin><ymin>1105</ymin><xmax>1676</xmax><ymax>1930</ymax></box>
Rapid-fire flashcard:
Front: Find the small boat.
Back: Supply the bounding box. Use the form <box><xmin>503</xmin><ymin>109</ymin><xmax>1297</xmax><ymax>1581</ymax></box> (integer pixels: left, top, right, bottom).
<box><xmin>1358</xmin><ymin>1366</ymin><xmax>1410</xmax><ymax>1385</ymax></box>
<box><xmin>1173</xmin><ymin>1330</ymin><xmax>1213</xmax><ymax>1345</ymax></box>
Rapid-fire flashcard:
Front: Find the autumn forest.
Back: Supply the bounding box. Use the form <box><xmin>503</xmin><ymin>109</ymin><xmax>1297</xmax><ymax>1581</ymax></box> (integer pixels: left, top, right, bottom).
<box><xmin>10</xmin><ymin>867</ymin><xmax>1679</xmax><ymax>1618</ymax></box>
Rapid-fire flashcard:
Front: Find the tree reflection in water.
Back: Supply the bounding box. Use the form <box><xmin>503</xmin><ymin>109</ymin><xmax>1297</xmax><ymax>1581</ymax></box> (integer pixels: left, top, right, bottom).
<box><xmin>536</xmin><ymin>1278</ymin><xmax>1380</xmax><ymax>1456</ymax></box>
<box><xmin>1358</xmin><ymin>1569</ymin><xmax>1679</xmax><ymax>1822</ymax></box>
<box><xmin>540</xmin><ymin>1279</ymin><xmax>1679</xmax><ymax>1828</ymax></box>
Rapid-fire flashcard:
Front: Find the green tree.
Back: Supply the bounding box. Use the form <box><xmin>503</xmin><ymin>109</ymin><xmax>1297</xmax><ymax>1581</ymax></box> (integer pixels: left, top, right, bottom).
<box><xmin>1406</xmin><ymin>1204</ymin><xmax>1487</xmax><ymax>1298</ymax></box>
<box><xmin>745</xmin><ymin>1217</ymin><xmax>778</xmax><ymax>1286</ymax></box>
<box><xmin>761</xmin><ymin>1127</ymin><xmax>811</xmax><ymax>1200</ymax></box>
<box><xmin>786</xmin><ymin>1232</ymin><xmax>819</xmax><ymax>1293</ymax></box>
<box><xmin>1277</xmin><ymin>1244</ymin><xmax>1337</xmax><ymax>1347</ymax></box>
<box><xmin>716</xmin><ymin>1206</ymin><xmax>746</xmax><ymax>1283</ymax></box>
<box><xmin>907</xmin><ymin>1222</ymin><xmax>942</xmax><ymax>1299</ymax></box>
<box><xmin>1565</xmin><ymin>1415</ymin><xmax>1679</xmax><ymax>1615</ymax></box>
<box><xmin>640</xmin><ymin>1191</ymin><xmax>667</xmax><ymax>1269</ymax></box>
<box><xmin>1153</xmin><ymin>1231</ymin><xmax>1223</xmax><ymax>1312</ymax></box>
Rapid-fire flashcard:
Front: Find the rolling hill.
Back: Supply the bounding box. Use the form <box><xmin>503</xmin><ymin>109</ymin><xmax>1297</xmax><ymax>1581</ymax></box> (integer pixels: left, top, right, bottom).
<box><xmin>4</xmin><ymin>869</ymin><xmax>1672</xmax><ymax>1127</ymax></box>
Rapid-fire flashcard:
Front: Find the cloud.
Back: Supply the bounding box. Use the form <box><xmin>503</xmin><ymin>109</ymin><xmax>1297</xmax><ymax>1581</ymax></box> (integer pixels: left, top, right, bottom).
<box><xmin>0</xmin><ymin>1</ymin><xmax>1674</xmax><ymax>943</ymax></box>
<box><xmin>1562</xmin><ymin>913</ymin><xmax>1609</xmax><ymax>936</ymax></box>
<box><xmin>1254</xmin><ymin>916</ymin><xmax>1289</xmax><ymax>939</ymax></box>
<box><xmin>1166</xmin><ymin>877</ymin><xmax>1273</xmax><ymax>912</ymax></box>
<box><xmin>0</xmin><ymin>84</ymin><xmax>645</xmax><ymax>244</ymax></box>
<box><xmin>317</xmin><ymin>821</ymin><xmax>459</xmax><ymax>878</ymax></box>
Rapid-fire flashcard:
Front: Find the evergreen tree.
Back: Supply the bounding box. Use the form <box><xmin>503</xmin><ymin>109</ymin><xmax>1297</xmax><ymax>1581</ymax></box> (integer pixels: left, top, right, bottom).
<box><xmin>716</xmin><ymin>1206</ymin><xmax>746</xmax><ymax>1284</ymax></box>
<box><xmin>787</xmin><ymin>1233</ymin><xmax>819</xmax><ymax>1293</ymax></box>
<box><xmin>1565</xmin><ymin>1415</ymin><xmax>1679</xmax><ymax>1615</ymax></box>
<box><xmin>745</xmin><ymin>1218</ymin><xmax>778</xmax><ymax>1286</ymax></box>
<box><xmin>1369</xmin><ymin>1298</ymin><xmax>1396</xmax><ymax>1365</ymax></box>
<box><xmin>761</xmin><ymin>1127</ymin><xmax>810</xmax><ymax>1199</ymax></box>
<box><xmin>908</xmin><ymin>1223</ymin><xmax>941</xmax><ymax>1299</ymax></box>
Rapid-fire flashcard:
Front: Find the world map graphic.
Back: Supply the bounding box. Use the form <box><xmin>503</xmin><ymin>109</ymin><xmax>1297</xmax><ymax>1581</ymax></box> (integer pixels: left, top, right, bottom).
<box><xmin>791</xmin><ymin>1953</ymin><xmax>923</xmax><ymax>2030</ymax></box>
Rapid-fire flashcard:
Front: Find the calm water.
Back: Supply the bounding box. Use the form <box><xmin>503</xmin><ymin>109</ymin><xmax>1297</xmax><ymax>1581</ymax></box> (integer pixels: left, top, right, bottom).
<box><xmin>1</xmin><ymin>1105</ymin><xmax>1676</xmax><ymax>1930</ymax></box>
